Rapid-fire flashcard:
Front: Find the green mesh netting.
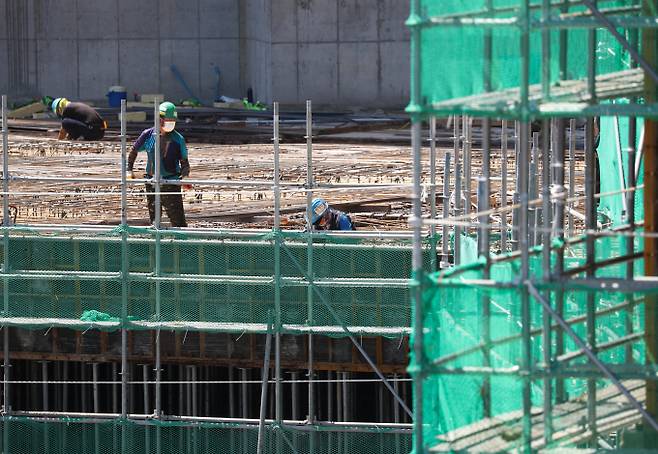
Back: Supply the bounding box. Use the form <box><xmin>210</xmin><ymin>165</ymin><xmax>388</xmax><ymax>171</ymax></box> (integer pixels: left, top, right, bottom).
<box><xmin>0</xmin><ymin>228</ymin><xmax>430</xmax><ymax>336</ymax></box>
<box><xmin>414</xmin><ymin>232</ymin><xmax>648</xmax><ymax>451</ymax></box>
<box><xmin>598</xmin><ymin>114</ymin><xmax>644</xmax><ymax>226</ymax></box>
<box><xmin>0</xmin><ymin>417</ymin><xmax>411</xmax><ymax>454</ymax></box>
<box><xmin>413</xmin><ymin>0</ymin><xmax>639</xmax><ymax>117</ymax></box>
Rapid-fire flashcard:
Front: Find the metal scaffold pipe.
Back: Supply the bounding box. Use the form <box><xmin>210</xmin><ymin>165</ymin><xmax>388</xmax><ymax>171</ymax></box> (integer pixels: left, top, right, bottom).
<box><xmin>2</xmin><ymin>95</ymin><xmax>10</xmax><ymax>449</ymax></box>
<box><xmin>429</xmin><ymin>116</ymin><xmax>437</xmax><ymax>272</ymax></box>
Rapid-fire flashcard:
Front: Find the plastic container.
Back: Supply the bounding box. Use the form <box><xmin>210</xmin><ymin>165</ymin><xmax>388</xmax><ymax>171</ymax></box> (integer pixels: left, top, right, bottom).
<box><xmin>106</xmin><ymin>86</ymin><xmax>127</xmax><ymax>108</ymax></box>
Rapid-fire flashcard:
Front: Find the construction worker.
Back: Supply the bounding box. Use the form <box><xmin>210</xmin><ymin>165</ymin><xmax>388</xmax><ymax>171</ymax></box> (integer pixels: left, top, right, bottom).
<box><xmin>127</xmin><ymin>101</ymin><xmax>190</xmax><ymax>227</ymax></box>
<box><xmin>51</xmin><ymin>98</ymin><xmax>107</xmax><ymax>140</ymax></box>
<box><xmin>306</xmin><ymin>198</ymin><xmax>355</xmax><ymax>231</ymax></box>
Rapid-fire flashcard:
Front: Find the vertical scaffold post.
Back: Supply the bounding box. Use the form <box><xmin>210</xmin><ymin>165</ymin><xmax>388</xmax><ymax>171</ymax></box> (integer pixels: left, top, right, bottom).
<box><xmin>2</xmin><ymin>94</ymin><xmax>10</xmax><ymax>451</ymax></box>
<box><xmin>429</xmin><ymin>116</ymin><xmax>437</xmax><ymax>273</ymax></box>
<box><xmin>512</xmin><ymin>121</ymin><xmax>521</xmax><ymax>249</ymax></box>
<box><xmin>257</xmin><ymin>314</ymin><xmax>273</xmax><ymax>454</ymax></box>
<box><xmin>529</xmin><ymin>133</ymin><xmax>539</xmax><ymax>246</ymax></box>
<box><xmin>553</xmin><ymin>119</ymin><xmax>567</xmax><ymax>406</ymax></box>
<box><xmin>478</xmin><ymin>118</ymin><xmax>491</xmax><ymax>418</ymax></box>
<box><xmin>120</xmin><ymin>98</ymin><xmax>129</xmax><ymax>453</ymax></box>
<box><xmin>454</xmin><ymin>123</ymin><xmax>463</xmax><ymax>265</ymax></box>
<box><xmin>442</xmin><ymin>151</ymin><xmax>451</xmax><ymax>268</ymax></box>
<box><xmin>409</xmin><ymin>0</ymin><xmax>424</xmax><ymax>450</ymax></box>
<box><xmin>273</xmin><ymin>102</ymin><xmax>283</xmax><ymax>451</ymax></box>
<box><xmin>501</xmin><ymin>120</ymin><xmax>508</xmax><ymax>252</ymax></box>
<box><xmin>568</xmin><ymin>119</ymin><xmax>576</xmax><ymax>237</ymax></box>
<box><xmin>643</xmin><ymin>0</ymin><xmax>658</xmax><ymax>432</ymax></box>
<box><xmin>626</xmin><ymin>116</ymin><xmax>637</xmax><ymax>363</ymax></box>
<box><xmin>305</xmin><ymin>100</ymin><xmax>316</xmax><ymax>443</ymax></box>
<box><xmin>520</xmin><ymin>0</ymin><xmax>532</xmax><ymax>451</ymax></box>
<box><xmin>585</xmin><ymin>118</ymin><xmax>598</xmax><ymax>440</ymax></box>
<box><xmin>464</xmin><ymin>116</ymin><xmax>472</xmax><ymax>216</ymax></box>
<box><xmin>153</xmin><ymin>99</ymin><xmax>163</xmax><ymax>454</ymax></box>
<box><xmin>541</xmin><ymin>118</ymin><xmax>553</xmax><ymax>445</ymax></box>
<box><xmin>519</xmin><ymin>120</ymin><xmax>532</xmax><ymax>453</ymax></box>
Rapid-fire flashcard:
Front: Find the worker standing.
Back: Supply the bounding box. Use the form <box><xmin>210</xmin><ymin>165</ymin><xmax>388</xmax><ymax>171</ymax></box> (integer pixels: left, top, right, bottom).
<box><xmin>306</xmin><ymin>198</ymin><xmax>355</xmax><ymax>231</ymax></box>
<box><xmin>51</xmin><ymin>98</ymin><xmax>107</xmax><ymax>140</ymax></box>
<box><xmin>127</xmin><ymin>101</ymin><xmax>190</xmax><ymax>227</ymax></box>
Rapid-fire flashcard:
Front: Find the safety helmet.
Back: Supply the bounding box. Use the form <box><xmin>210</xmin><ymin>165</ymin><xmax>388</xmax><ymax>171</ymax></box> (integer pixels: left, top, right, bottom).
<box><xmin>51</xmin><ymin>98</ymin><xmax>69</xmax><ymax>116</ymax></box>
<box><xmin>307</xmin><ymin>198</ymin><xmax>329</xmax><ymax>225</ymax></box>
<box><xmin>159</xmin><ymin>101</ymin><xmax>178</xmax><ymax>120</ymax></box>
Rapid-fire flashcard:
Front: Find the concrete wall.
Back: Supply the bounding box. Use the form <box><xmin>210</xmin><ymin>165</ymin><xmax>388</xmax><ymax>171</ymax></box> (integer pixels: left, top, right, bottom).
<box><xmin>0</xmin><ymin>0</ymin><xmax>409</xmax><ymax>108</ymax></box>
<box><xmin>269</xmin><ymin>0</ymin><xmax>409</xmax><ymax>107</ymax></box>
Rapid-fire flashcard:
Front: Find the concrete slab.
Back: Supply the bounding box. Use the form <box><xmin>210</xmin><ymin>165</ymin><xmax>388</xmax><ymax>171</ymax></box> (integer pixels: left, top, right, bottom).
<box><xmin>338</xmin><ymin>0</ymin><xmax>378</xmax><ymax>42</ymax></box>
<box><xmin>271</xmin><ymin>43</ymin><xmax>297</xmax><ymax>103</ymax></box>
<box><xmin>298</xmin><ymin>0</ymin><xmax>337</xmax><ymax>43</ymax></box>
<box><xmin>199</xmin><ymin>0</ymin><xmax>239</xmax><ymax>39</ymax></box>
<box><xmin>119</xmin><ymin>40</ymin><xmax>160</xmax><ymax>96</ymax></box>
<box><xmin>159</xmin><ymin>39</ymin><xmax>201</xmax><ymax>101</ymax></box>
<box><xmin>37</xmin><ymin>39</ymin><xmax>79</xmax><ymax>98</ymax></box>
<box><xmin>338</xmin><ymin>42</ymin><xmax>378</xmax><ymax>105</ymax></box>
<box><xmin>298</xmin><ymin>43</ymin><xmax>338</xmax><ymax>104</ymax></box>
<box><xmin>199</xmin><ymin>39</ymin><xmax>241</xmax><ymax>101</ymax></box>
<box><xmin>34</xmin><ymin>0</ymin><xmax>77</xmax><ymax>39</ymax></box>
<box><xmin>379</xmin><ymin>41</ymin><xmax>409</xmax><ymax>107</ymax></box>
<box><xmin>78</xmin><ymin>40</ymin><xmax>119</xmax><ymax>101</ymax></box>
<box><xmin>272</xmin><ymin>0</ymin><xmax>297</xmax><ymax>43</ymax></box>
<box><xmin>77</xmin><ymin>0</ymin><xmax>119</xmax><ymax>39</ymax></box>
<box><xmin>118</xmin><ymin>0</ymin><xmax>159</xmax><ymax>39</ymax></box>
<box><xmin>159</xmin><ymin>0</ymin><xmax>200</xmax><ymax>39</ymax></box>
<box><xmin>379</xmin><ymin>0</ymin><xmax>409</xmax><ymax>42</ymax></box>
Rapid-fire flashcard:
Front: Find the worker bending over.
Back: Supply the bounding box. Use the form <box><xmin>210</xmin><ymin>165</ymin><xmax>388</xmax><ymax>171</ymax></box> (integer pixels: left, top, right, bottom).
<box><xmin>127</xmin><ymin>102</ymin><xmax>190</xmax><ymax>227</ymax></box>
<box><xmin>51</xmin><ymin>98</ymin><xmax>107</xmax><ymax>140</ymax></box>
<box><xmin>307</xmin><ymin>198</ymin><xmax>354</xmax><ymax>231</ymax></box>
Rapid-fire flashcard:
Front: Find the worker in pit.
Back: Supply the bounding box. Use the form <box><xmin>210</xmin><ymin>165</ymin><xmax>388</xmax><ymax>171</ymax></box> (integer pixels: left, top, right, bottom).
<box><xmin>51</xmin><ymin>98</ymin><xmax>107</xmax><ymax>140</ymax></box>
<box><xmin>306</xmin><ymin>198</ymin><xmax>355</xmax><ymax>231</ymax></box>
<box><xmin>127</xmin><ymin>101</ymin><xmax>190</xmax><ymax>227</ymax></box>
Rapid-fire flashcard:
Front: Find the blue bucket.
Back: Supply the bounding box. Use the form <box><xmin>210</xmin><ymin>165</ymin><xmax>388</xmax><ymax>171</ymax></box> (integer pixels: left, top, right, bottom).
<box><xmin>107</xmin><ymin>86</ymin><xmax>127</xmax><ymax>108</ymax></box>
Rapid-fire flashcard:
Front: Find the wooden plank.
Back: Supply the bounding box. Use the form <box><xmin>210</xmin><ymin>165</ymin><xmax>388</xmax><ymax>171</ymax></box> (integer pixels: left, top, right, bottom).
<box><xmin>8</xmin><ymin>102</ymin><xmax>46</xmax><ymax>119</ymax></box>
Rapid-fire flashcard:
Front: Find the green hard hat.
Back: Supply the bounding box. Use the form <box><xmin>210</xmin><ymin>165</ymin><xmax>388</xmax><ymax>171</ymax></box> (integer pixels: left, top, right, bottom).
<box><xmin>159</xmin><ymin>101</ymin><xmax>178</xmax><ymax>119</ymax></box>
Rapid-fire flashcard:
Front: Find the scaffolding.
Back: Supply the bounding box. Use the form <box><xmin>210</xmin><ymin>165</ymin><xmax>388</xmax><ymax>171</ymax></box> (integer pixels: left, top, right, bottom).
<box><xmin>0</xmin><ymin>97</ymin><xmax>421</xmax><ymax>453</ymax></box>
<box><xmin>409</xmin><ymin>0</ymin><xmax>658</xmax><ymax>452</ymax></box>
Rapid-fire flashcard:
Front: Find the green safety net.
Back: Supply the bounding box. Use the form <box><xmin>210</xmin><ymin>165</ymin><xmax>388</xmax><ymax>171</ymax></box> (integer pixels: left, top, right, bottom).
<box><xmin>0</xmin><ymin>417</ymin><xmax>412</xmax><ymax>454</ymax></box>
<box><xmin>0</xmin><ymin>227</ymin><xmax>429</xmax><ymax>336</ymax></box>
<box><xmin>597</xmin><ymin>113</ymin><xmax>644</xmax><ymax>226</ymax></box>
<box><xmin>412</xmin><ymin>0</ymin><xmax>640</xmax><ymax>117</ymax></box>
<box><xmin>414</xmin><ymin>231</ymin><xmax>649</xmax><ymax>451</ymax></box>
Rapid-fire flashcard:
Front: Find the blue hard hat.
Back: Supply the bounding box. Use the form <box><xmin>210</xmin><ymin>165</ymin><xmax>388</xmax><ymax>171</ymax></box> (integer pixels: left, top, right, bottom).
<box><xmin>306</xmin><ymin>198</ymin><xmax>329</xmax><ymax>225</ymax></box>
<box><xmin>51</xmin><ymin>98</ymin><xmax>68</xmax><ymax>116</ymax></box>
